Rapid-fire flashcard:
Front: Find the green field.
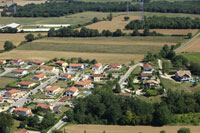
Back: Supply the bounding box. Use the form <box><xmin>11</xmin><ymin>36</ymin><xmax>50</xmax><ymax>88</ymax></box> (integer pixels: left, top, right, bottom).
<box><xmin>17</xmin><ymin>36</ymin><xmax>185</xmax><ymax>55</ymax></box>
<box><xmin>160</xmin><ymin>78</ymin><xmax>200</xmax><ymax>93</ymax></box>
<box><xmin>0</xmin><ymin>77</ymin><xmax>17</xmax><ymax>89</ymax></box>
<box><xmin>181</xmin><ymin>53</ymin><xmax>200</xmax><ymax>63</ymax></box>
<box><xmin>0</xmin><ymin>12</ymin><xmax>123</xmax><ymax>27</ymax></box>
<box><xmin>0</xmin><ymin>11</ymin><xmax>200</xmax><ymax>27</ymax></box>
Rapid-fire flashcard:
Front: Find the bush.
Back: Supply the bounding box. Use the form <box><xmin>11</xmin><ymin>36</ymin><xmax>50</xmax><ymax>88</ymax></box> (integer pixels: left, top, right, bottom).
<box><xmin>3</xmin><ymin>41</ymin><xmax>16</xmax><ymax>51</ymax></box>
<box><xmin>160</xmin><ymin>130</ymin><xmax>166</xmax><ymax>133</ymax></box>
<box><xmin>177</xmin><ymin>128</ymin><xmax>190</xmax><ymax>133</ymax></box>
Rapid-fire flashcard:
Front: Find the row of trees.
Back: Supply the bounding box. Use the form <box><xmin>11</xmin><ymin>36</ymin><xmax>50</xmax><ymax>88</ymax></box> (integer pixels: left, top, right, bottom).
<box><xmin>126</xmin><ymin>16</ymin><xmax>200</xmax><ymax>29</ymax></box>
<box><xmin>48</xmin><ymin>27</ymin><xmax>125</xmax><ymax>37</ymax></box>
<box><xmin>2</xmin><ymin>1</ymin><xmax>200</xmax><ymax>17</ymax></box>
<box><xmin>66</xmin><ymin>85</ymin><xmax>200</xmax><ymax>126</ymax></box>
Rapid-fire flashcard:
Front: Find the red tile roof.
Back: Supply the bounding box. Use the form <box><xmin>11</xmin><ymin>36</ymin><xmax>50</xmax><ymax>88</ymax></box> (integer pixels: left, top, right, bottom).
<box><xmin>176</xmin><ymin>70</ymin><xmax>191</xmax><ymax>77</ymax></box>
<box><xmin>14</xmin><ymin>107</ymin><xmax>30</xmax><ymax>112</ymax></box>
<box><xmin>19</xmin><ymin>81</ymin><xmax>34</xmax><ymax>86</ymax></box>
<box><xmin>39</xmin><ymin>65</ymin><xmax>54</xmax><ymax>70</ymax></box>
<box><xmin>61</xmin><ymin>73</ymin><xmax>71</xmax><ymax>77</ymax></box>
<box><xmin>0</xmin><ymin>59</ymin><xmax>5</xmax><ymax>63</ymax></box>
<box><xmin>66</xmin><ymin>86</ymin><xmax>78</xmax><ymax>93</ymax></box>
<box><xmin>56</xmin><ymin>60</ymin><xmax>66</xmax><ymax>64</ymax></box>
<box><xmin>37</xmin><ymin>103</ymin><xmax>50</xmax><ymax>109</ymax></box>
<box><xmin>141</xmin><ymin>73</ymin><xmax>152</xmax><ymax>77</ymax></box>
<box><xmin>93</xmin><ymin>74</ymin><xmax>104</xmax><ymax>77</ymax></box>
<box><xmin>34</xmin><ymin>73</ymin><xmax>45</xmax><ymax>79</ymax></box>
<box><xmin>69</xmin><ymin>63</ymin><xmax>83</xmax><ymax>67</ymax></box>
<box><xmin>7</xmin><ymin>89</ymin><xmax>20</xmax><ymax>94</ymax></box>
<box><xmin>30</xmin><ymin>60</ymin><xmax>44</xmax><ymax>64</ymax></box>
<box><xmin>143</xmin><ymin>63</ymin><xmax>153</xmax><ymax>69</ymax></box>
<box><xmin>45</xmin><ymin>86</ymin><xmax>60</xmax><ymax>92</ymax></box>
<box><xmin>76</xmin><ymin>80</ymin><xmax>91</xmax><ymax>86</ymax></box>
<box><xmin>12</xmin><ymin>69</ymin><xmax>25</xmax><ymax>73</ymax></box>
<box><xmin>109</xmin><ymin>64</ymin><xmax>121</xmax><ymax>68</ymax></box>
<box><xmin>13</xmin><ymin>128</ymin><xmax>28</xmax><ymax>133</ymax></box>
<box><xmin>94</xmin><ymin>63</ymin><xmax>102</xmax><ymax>67</ymax></box>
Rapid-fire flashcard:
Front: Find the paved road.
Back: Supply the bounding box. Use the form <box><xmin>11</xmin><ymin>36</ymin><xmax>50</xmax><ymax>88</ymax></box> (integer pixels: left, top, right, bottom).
<box><xmin>47</xmin><ymin>116</ymin><xmax>67</xmax><ymax>133</ymax></box>
<box><xmin>118</xmin><ymin>63</ymin><xmax>142</xmax><ymax>87</ymax></box>
<box><xmin>11</xmin><ymin>74</ymin><xmax>59</xmax><ymax>107</ymax></box>
<box><xmin>0</xmin><ymin>68</ymin><xmax>16</xmax><ymax>77</ymax></box>
<box><xmin>175</xmin><ymin>31</ymin><xmax>200</xmax><ymax>52</ymax></box>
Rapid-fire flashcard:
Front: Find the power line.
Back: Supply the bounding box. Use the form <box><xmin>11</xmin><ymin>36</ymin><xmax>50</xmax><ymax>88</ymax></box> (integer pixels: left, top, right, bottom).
<box><xmin>140</xmin><ymin>0</ymin><xmax>145</xmax><ymax>29</ymax></box>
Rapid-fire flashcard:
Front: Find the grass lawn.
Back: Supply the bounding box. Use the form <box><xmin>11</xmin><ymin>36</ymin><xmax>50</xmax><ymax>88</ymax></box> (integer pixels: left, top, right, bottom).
<box><xmin>181</xmin><ymin>52</ymin><xmax>200</xmax><ymax>63</ymax></box>
<box><xmin>138</xmin><ymin>95</ymin><xmax>163</xmax><ymax>103</ymax></box>
<box><xmin>132</xmin><ymin>66</ymin><xmax>142</xmax><ymax>76</ymax></box>
<box><xmin>32</xmin><ymin>91</ymin><xmax>46</xmax><ymax>99</ymax></box>
<box><xmin>0</xmin><ymin>77</ymin><xmax>17</xmax><ymax>89</ymax></box>
<box><xmin>160</xmin><ymin>78</ymin><xmax>200</xmax><ymax>93</ymax></box>
<box><xmin>55</xmin><ymin>105</ymin><xmax>69</xmax><ymax>119</ymax></box>
<box><xmin>53</xmin><ymin>81</ymin><xmax>68</xmax><ymax>88</ymax></box>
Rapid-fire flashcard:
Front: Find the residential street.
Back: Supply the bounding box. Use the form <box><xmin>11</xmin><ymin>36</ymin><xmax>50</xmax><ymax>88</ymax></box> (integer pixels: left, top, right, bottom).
<box><xmin>47</xmin><ymin>116</ymin><xmax>67</xmax><ymax>133</ymax></box>
<box><xmin>11</xmin><ymin>73</ymin><xmax>59</xmax><ymax>107</ymax></box>
<box><xmin>118</xmin><ymin>63</ymin><xmax>142</xmax><ymax>87</ymax></box>
<box><xmin>0</xmin><ymin>68</ymin><xmax>16</xmax><ymax>77</ymax></box>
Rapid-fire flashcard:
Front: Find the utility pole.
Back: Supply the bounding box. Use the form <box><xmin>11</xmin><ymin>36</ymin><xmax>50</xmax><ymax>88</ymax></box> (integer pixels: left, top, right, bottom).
<box><xmin>140</xmin><ymin>0</ymin><xmax>145</xmax><ymax>29</ymax></box>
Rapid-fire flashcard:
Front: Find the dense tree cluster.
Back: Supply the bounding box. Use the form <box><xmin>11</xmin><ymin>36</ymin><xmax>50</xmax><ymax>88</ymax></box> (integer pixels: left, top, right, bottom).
<box><xmin>0</xmin><ymin>27</ymin><xmax>17</xmax><ymax>33</ymax></box>
<box><xmin>48</xmin><ymin>27</ymin><xmax>125</xmax><ymax>37</ymax></box>
<box><xmin>2</xmin><ymin>1</ymin><xmax>200</xmax><ymax>17</ymax></box>
<box><xmin>0</xmin><ymin>113</ymin><xmax>14</xmax><ymax>133</ymax></box>
<box><xmin>66</xmin><ymin>86</ymin><xmax>200</xmax><ymax>126</ymax></box>
<box><xmin>126</xmin><ymin>16</ymin><xmax>200</xmax><ymax>30</ymax></box>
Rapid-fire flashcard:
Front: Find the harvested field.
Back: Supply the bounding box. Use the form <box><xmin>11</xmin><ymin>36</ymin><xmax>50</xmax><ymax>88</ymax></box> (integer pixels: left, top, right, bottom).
<box><xmin>84</xmin><ymin>15</ymin><xmax>141</xmax><ymax>33</ymax></box>
<box><xmin>13</xmin><ymin>0</ymin><xmax>46</xmax><ymax>6</ymax></box>
<box><xmin>0</xmin><ymin>50</ymin><xmax>144</xmax><ymax>64</ymax></box>
<box><xmin>61</xmin><ymin>124</ymin><xmax>200</xmax><ymax>133</ymax></box>
<box><xmin>0</xmin><ymin>33</ymin><xmax>46</xmax><ymax>50</ymax></box>
<box><xmin>0</xmin><ymin>36</ymin><xmax>186</xmax><ymax>64</ymax></box>
<box><xmin>177</xmin><ymin>37</ymin><xmax>200</xmax><ymax>53</ymax></box>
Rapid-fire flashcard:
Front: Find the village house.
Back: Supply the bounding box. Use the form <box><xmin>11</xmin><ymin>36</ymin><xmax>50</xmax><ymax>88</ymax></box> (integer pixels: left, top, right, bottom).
<box><xmin>75</xmin><ymin>80</ymin><xmax>92</xmax><ymax>89</ymax></box>
<box><xmin>65</xmin><ymin>86</ymin><xmax>79</xmax><ymax>97</ymax></box>
<box><xmin>5</xmin><ymin>89</ymin><xmax>21</xmax><ymax>98</ymax></box>
<box><xmin>33</xmin><ymin>73</ymin><xmax>46</xmax><ymax>81</ymax></box>
<box><xmin>146</xmin><ymin>80</ymin><xmax>159</xmax><ymax>86</ymax></box>
<box><xmin>36</xmin><ymin>103</ymin><xmax>51</xmax><ymax>111</ymax></box>
<box><xmin>13</xmin><ymin>128</ymin><xmax>29</xmax><ymax>133</ymax></box>
<box><xmin>175</xmin><ymin>70</ymin><xmax>192</xmax><ymax>82</ymax></box>
<box><xmin>143</xmin><ymin>63</ymin><xmax>153</xmax><ymax>73</ymax></box>
<box><xmin>69</xmin><ymin>63</ymin><xmax>84</xmax><ymax>70</ymax></box>
<box><xmin>38</xmin><ymin>65</ymin><xmax>55</xmax><ymax>73</ymax></box>
<box><xmin>60</xmin><ymin>73</ymin><xmax>74</xmax><ymax>81</ymax></box>
<box><xmin>19</xmin><ymin>81</ymin><xmax>36</xmax><ymax>88</ymax></box>
<box><xmin>45</xmin><ymin>86</ymin><xmax>60</xmax><ymax>95</ymax></box>
<box><xmin>9</xmin><ymin>59</ymin><xmax>24</xmax><ymax>65</ymax></box>
<box><xmin>0</xmin><ymin>96</ymin><xmax>3</xmax><ymax>102</ymax></box>
<box><xmin>56</xmin><ymin>60</ymin><xmax>68</xmax><ymax>67</ymax></box>
<box><xmin>0</xmin><ymin>59</ymin><xmax>6</xmax><ymax>64</ymax></box>
<box><xmin>93</xmin><ymin>74</ymin><xmax>104</xmax><ymax>82</ymax></box>
<box><xmin>109</xmin><ymin>64</ymin><xmax>122</xmax><ymax>70</ymax></box>
<box><xmin>92</xmin><ymin>63</ymin><xmax>103</xmax><ymax>72</ymax></box>
<box><xmin>12</xmin><ymin>69</ymin><xmax>28</xmax><ymax>76</ymax></box>
<box><xmin>29</xmin><ymin>60</ymin><xmax>45</xmax><ymax>65</ymax></box>
<box><xmin>140</xmin><ymin>73</ymin><xmax>153</xmax><ymax>80</ymax></box>
<box><xmin>13</xmin><ymin>107</ymin><xmax>32</xmax><ymax>116</ymax></box>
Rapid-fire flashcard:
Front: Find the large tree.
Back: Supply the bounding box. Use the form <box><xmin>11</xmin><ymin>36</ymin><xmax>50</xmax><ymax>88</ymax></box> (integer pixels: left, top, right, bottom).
<box><xmin>3</xmin><ymin>41</ymin><xmax>15</xmax><ymax>51</ymax></box>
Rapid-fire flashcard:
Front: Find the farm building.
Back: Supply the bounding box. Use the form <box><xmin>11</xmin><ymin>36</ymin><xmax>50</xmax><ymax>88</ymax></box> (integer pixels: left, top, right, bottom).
<box><xmin>175</xmin><ymin>70</ymin><xmax>192</xmax><ymax>82</ymax></box>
